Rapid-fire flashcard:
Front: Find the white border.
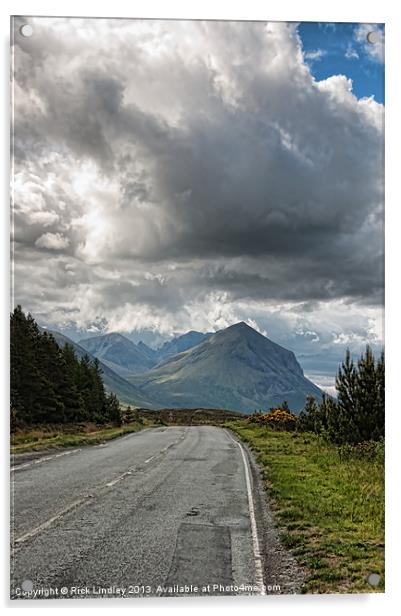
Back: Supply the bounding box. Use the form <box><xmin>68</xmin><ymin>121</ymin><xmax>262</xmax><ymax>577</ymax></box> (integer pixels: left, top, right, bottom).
<box><xmin>1</xmin><ymin>1</ymin><xmax>400</xmax><ymax>615</ymax></box>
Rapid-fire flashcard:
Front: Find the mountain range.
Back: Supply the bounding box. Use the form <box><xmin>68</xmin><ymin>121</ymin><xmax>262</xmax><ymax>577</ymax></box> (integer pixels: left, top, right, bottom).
<box><xmin>128</xmin><ymin>322</ymin><xmax>322</xmax><ymax>412</ymax></box>
<box><xmin>66</xmin><ymin>321</ymin><xmax>322</xmax><ymax>413</ymax></box>
<box><xmin>49</xmin><ymin>331</ymin><xmax>156</xmax><ymax>408</ymax></box>
<box><xmin>78</xmin><ymin>333</ymin><xmax>155</xmax><ymax>377</ymax></box>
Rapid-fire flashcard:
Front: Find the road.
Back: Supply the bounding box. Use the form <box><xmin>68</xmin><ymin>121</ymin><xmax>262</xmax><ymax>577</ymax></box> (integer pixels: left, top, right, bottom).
<box><xmin>11</xmin><ymin>426</ymin><xmax>267</xmax><ymax>599</ymax></box>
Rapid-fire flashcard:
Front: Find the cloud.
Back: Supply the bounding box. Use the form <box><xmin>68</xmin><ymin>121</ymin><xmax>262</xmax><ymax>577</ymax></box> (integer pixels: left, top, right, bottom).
<box><xmin>354</xmin><ymin>24</ymin><xmax>384</xmax><ymax>63</ymax></box>
<box><xmin>28</xmin><ymin>211</ymin><xmax>60</xmax><ymax>227</ymax></box>
<box><xmin>345</xmin><ymin>44</ymin><xmax>359</xmax><ymax>60</ymax></box>
<box><xmin>11</xmin><ymin>17</ymin><xmax>384</xmax><ymax>380</ymax></box>
<box><xmin>35</xmin><ymin>232</ymin><xmax>70</xmax><ymax>250</ymax></box>
<box><xmin>304</xmin><ymin>48</ymin><xmax>327</xmax><ymax>62</ymax></box>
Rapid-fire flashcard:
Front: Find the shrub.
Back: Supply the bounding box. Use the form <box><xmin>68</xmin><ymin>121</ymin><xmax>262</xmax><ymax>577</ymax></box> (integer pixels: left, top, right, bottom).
<box><xmin>338</xmin><ymin>438</ymin><xmax>385</xmax><ymax>463</ymax></box>
<box><xmin>264</xmin><ymin>408</ymin><xmax>298</xmax><ymax>431</ymax></box>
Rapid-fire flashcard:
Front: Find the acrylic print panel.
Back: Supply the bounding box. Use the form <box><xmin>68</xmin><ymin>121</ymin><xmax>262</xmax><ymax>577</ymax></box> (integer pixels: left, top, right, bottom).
<box><xmin>10</xmin><ymin>17</ymin><xmax>384</xmax><ymax>599</ymax></box>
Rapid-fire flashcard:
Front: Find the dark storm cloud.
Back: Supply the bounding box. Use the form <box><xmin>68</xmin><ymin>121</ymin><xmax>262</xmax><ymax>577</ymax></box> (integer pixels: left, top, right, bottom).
<box><xmin>11</xmin><ymin>17</ymin><xmax>384</xmax><ymax>354</ymax></box>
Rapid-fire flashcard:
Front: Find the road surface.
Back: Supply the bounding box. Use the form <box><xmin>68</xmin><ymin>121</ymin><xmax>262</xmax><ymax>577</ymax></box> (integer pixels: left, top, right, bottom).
<box><xmin>11</xmin><ymin>426</ymin><xmax>269</xmax><ymax>600</ymax></box>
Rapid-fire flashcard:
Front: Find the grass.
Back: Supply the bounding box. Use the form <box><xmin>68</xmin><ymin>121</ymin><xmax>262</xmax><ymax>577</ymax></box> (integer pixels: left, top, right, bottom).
<box><xmin>11</xmin><ymin>421</ymin><xmax>154</xmax><ymax>453</ymax></box>
<box><xmin>226</xmin><ymin>421</ymin><xmax>384</xmax><ymax>594</ymax></box>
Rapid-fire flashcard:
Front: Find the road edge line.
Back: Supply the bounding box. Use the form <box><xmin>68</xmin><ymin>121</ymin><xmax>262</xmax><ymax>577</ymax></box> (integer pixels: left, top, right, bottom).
<box><xmin>225</xmin><ymin>429</ymin><xmax>266</xmax><ymax>596</ymax></box>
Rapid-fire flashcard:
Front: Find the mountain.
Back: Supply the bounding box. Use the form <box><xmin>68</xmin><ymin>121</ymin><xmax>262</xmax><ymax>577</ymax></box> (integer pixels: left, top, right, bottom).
<box><xmin>130</xmin><ymin>322</ymin><xmax>323</xmax><ymax>413</ymax></box>
<box><xmin>49</xmin><ymin>331</ymin><xmax>157</xmax><ymax>408</ymax></box>
<box><xmin>77</xmin><ymin>330</ymin><xmax>213</xmax><ymax>375</ymax></box>
<box><xmin>157</xmin><ymin>330</ymin><xmax>212</xmax><ymax>361</ymax></box>
<box><xmin>137</xmin><ymin>340</ymin><xmax>159</xmax><ymax>363</ymax></box>
<box><xmin>79</xmin><ymin>332</ymin><xmax>155</xmax><ymax>376</ymax></box>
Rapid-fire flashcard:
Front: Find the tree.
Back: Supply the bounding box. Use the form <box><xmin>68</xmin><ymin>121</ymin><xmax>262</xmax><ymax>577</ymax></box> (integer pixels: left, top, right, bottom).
<box><xmin>375</xmin><ymin>350</ymin><xmax>385</xmax><ymax>438</ymax></box>
<box><xmin>331</xmin><ymin>349</ymin><xmax>360</xmax><ymax>443</ymax></box>
<box><xmin>354</xmin><ymin>346</ymin><xmax>384</xmax><ymax>442</ymax></box>
<box><xmin>10</xmin><ymin>307</ymin><xmax>124</xmax><ymax>428</ymax></box>
<box><xmin>298</xmin><ymin>395</ymin><xmax>319</xmax><ymax>432</ymax></box>
<box><xmin>105</xmin><ymin>392</ymin><xmax>122</xmax><ymax>425</ymax></box>
<box><xmin>10</xmin><ymin>306</ymin><xmax>61</xmax><ymax>424</ymax></box>
<box><xmin>303</xmin><ymin>346</ymin><xmax>385</xmax><ymax>445</ymax></box>
<box><xmin>125</xmin><ymin>405</ymin><xmax>139</xmax><ymax>423</ymax></box>
<box><xmin>59</xmin><ymin>344</ymin><xmax>86</xmax><ymax>422</ymax></box>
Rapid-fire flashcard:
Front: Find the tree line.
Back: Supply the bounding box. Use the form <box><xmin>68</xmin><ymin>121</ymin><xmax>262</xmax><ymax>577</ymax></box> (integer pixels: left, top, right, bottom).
<box><xmin>298</xmin><ymin>346</ymin><xmax>384</xmax><ymax>444</ymax></box>
<box><xmin>248</xmin><ymin>346</ymin><xmax>384</xmax><ymax>446</ymax></box>
<box><xmin>10</xmin><ymin>306</ymin><xmax>122</xmax><ymax>430</ymax></box>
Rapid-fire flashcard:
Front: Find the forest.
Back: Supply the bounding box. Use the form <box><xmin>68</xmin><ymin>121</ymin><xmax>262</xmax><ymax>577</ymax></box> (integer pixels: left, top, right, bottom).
<box><xmin>10</xmin><ymin>306</ymin><xmax>122</xmax><ymax>431</ymax></box>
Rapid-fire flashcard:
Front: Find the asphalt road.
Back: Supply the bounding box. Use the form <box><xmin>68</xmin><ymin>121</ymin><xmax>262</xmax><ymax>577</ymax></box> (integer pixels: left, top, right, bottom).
<box><xmin>10</xmin><ymin>426</ymin><xmax>267</xmax><ymax>600</ymax></box>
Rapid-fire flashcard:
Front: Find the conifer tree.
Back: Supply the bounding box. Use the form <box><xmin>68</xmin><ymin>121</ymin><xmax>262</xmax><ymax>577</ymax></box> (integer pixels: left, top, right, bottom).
<box><xmin>10</xmin><ymin>306</ymin><xmax>124</xmax><ymax>428</ymax></box>
<box><xmin>298</xmin><ymin>395</ymin><xmax>319</xmax><ymax>432</ymax></box>
<box><xmin>105</xmin><ymin>392</ymin><xmax>123</xmax><ymax>425</ymax></box>
<box><xmin>59</xmin><ymin>344</ymin><xmax>86</xmax><ymax>422</ymax></box>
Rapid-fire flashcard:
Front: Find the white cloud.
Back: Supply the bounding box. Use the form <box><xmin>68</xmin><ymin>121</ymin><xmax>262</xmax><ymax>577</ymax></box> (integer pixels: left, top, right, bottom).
<box><xmin>28</xmin><ymin>211</ymin><xmax>60</xmax><ymax>227</ymax></box>
<box><xmin>354</xmin><ymin>24</ymin><xmax>384</xmax><ymax>63</ymax></box>
<box><xmin>304</xmin><ymin>48</ymin><xmax>326</xmax><ymax>62</ymax></box>
<box><xmin>345</xmin><ymin>44</ymin><xmax>359</xmax><ymax>60</ymax></box>
<box><xmin>35</xmin><ymin>232</ymin><xmax>70</xmax><ymax>250</ymax></box>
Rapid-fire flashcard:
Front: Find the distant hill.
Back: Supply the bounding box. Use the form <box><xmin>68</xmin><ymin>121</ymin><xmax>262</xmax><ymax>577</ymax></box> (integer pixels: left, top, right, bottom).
<box><xmin>157</xmin><ymin>331</ymin><xmax>212</xmax><ymax>361</ymax></box>
<box><xmin>49</xmin><ymin>331</ymin><xmax>157</xmax><ymax>408</ymax></box>
<box><xmin>137</xmin><ymin>340</ymin><xmax>160</xmax><ymax>363</ymax></box>
<box><xmin>78</xmin><ymin>330</ymin><xmax>212</xmax><ymax>375</ymax></box>
<box><xmin>139</xmin><ymin>407</ymin><xmax>245</xmax><ymax>425</ymax></box>
<box><xmin>129</xmin><ymin>322</ymin><xmax>323</xmax><ymax>413</ymax></box>
<box><xmin>79</xmin><ymin>332</ymin><xmax>155</xmax><ymax>376</ymax></box>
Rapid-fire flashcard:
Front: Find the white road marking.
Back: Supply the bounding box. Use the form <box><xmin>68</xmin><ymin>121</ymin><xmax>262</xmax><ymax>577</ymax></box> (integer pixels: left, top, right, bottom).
<box><xmin>225</xmin><ymin>430</ymin><xmax>266</xmax><ymax>596</ymax></box>
<box><xmin>105</xmin><ymin>469</ymin><xmax>133</xmax><ymax>487</ymax></box>
<box><xmin>12</xmin><ymin>428</ymin><xmax>187</xmax><ymax>544</ymax></box>
<box><xmin>14</xmin><ymin>495</ymin><xmax>93</xmax><ymax>544</ymax></box>
<box><xmin>105</xmin><ymin>478</ymin><xmax>122</xmax><ymax>487</ymax></box>
<box><xmin>11</xmin><ymin>449</ymin><xmax>81</xmax><ymax>472</ymax></box>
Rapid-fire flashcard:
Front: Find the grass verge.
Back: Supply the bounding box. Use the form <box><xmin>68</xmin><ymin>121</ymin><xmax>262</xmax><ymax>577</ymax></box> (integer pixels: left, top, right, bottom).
<box><xmin>226</xmin><ymin>421</ymin><xmax>384</xmax><ymax>594</ymax></box>
<box><xmin>11</xmin><ymin>421</ymin><xmax>154</xmax><ymax>454</ymax></box>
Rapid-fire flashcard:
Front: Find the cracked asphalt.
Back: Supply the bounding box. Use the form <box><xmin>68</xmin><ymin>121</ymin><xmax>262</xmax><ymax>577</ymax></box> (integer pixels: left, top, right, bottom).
<box><xmin>11</xmin><ymin>426</ymin><xmax>284</xmax><ymax>600</ymax></box>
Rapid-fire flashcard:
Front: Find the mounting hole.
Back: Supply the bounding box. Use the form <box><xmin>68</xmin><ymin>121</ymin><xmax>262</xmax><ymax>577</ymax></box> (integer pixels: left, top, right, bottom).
<box><xmin>20</xmin><ymin>24</ymin><xmax>33</xmax><ymax>38</ymax></box>
<box><xmin>367</xmin><ymin>572</ymin><xmax>380</xmax><ymax>586</ymax></box>
<box><xmin>22</xmin><ymin>579</ymin><xmax>33</xmax><ymax>592</ymax></box>
<box><xmin>367</xmin><ymin>30</ymin><xmax>380</xmax><ymax>45</ymax></box>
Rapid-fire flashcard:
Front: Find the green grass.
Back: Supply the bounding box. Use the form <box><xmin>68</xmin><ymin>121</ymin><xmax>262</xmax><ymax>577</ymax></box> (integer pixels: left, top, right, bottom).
<box><xmin>11</xmin><ymin>421</ymin><xmax>153</xmax><ymax>453</ymax></box>
<box><xmin>226</xmin><ymin>421</ymin><xmax>384</xmax><ymax>594</ymax></box>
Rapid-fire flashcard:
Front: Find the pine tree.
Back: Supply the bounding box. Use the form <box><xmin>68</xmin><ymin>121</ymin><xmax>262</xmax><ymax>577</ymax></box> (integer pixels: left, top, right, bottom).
<box><xmin>125</xmin><ymin>405</ymin><xmax>138</xmax><ymax>423</ymax></box>
<box><xmin>77</xmin><ymin>354</ymin><xmax>98</xmax><ymax>420</ymax></box>
<box><xmin>104</xmin><ymin>392</ymin><xmax>122</xmax><ymax>425</ymax></box>
<box><xmin>59</xmin><ymin>344</ymin><xmax>86</xmax><ymax>422</ymax></box>
<box><xmin>11</xmin><ymin>306</ymin><xmax>60</xmax><ymax>425</ymax></box>
<box><xmin>325</xmin><ymin>346</ymin><xmax>384</xmax><ymax>444</ymax></box>
<box><xmin>355</xmin><ymin>346</ymin><xmax>379</xmax><ymax>441</ymax></box>
<box><xmin>298</xmin><ymin>395</ymin><xmax>319</xmax><ymax>432</ymax></box>
<box><xmin>335</xmin><ymin>349</ymin><xmax>360</xmax><ymax>443</ymax></box>
<box><xmin>36</xmin><ymin>331</ymin><xmax>66</xmax><ymax>423</ymax></box>
<box><xmin>92</xmin><ymin>357</ymin><xmax>108</xmax><ymax>422</ymax></box>
<box><xmin>375</xmin><ymin>350</ymin><xmax>385</xmax><ymax>439</ymax></box>
<box><xmin>10</xmin><ymin>307</ymin><xmax>125</xmax><ymax>428</ymax></box>
<box><xmin>321</xmin><ymin>395</ymin><xmax>343</xmax><ymax>443</ymax></box>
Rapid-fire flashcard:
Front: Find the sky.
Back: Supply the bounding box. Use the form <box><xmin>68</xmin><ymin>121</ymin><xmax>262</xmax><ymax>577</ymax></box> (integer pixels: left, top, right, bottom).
<box><xmin>11</xmin><ymin>18</ymin><xmax>384</xmax><ymax>394</ymax></box>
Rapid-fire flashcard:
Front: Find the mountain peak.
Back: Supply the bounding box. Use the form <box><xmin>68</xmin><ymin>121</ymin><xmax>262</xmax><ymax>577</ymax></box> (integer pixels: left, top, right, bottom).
<box><xmin>229</xmin><ymin>321</ymin><xmax>254</xmax><ymax>331</ymax></box>
<box><xmin>219</xmin><ymin>321</ymin><xmax>261</xmax><ymax>338</ymax></box>
<box><xmin>80</xmin><ymin>332</ymin><xmax>130</xmax><ymax>345</ymax></box>
<box><xmin>101</xmin><ymin>332</ymin><xmax>129</xmax><ymax>342</ymax></box>
<box><xmin>130</xmin><ymin>320</ymin><xmax>321</xmax><ymax>413</ymax></box>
